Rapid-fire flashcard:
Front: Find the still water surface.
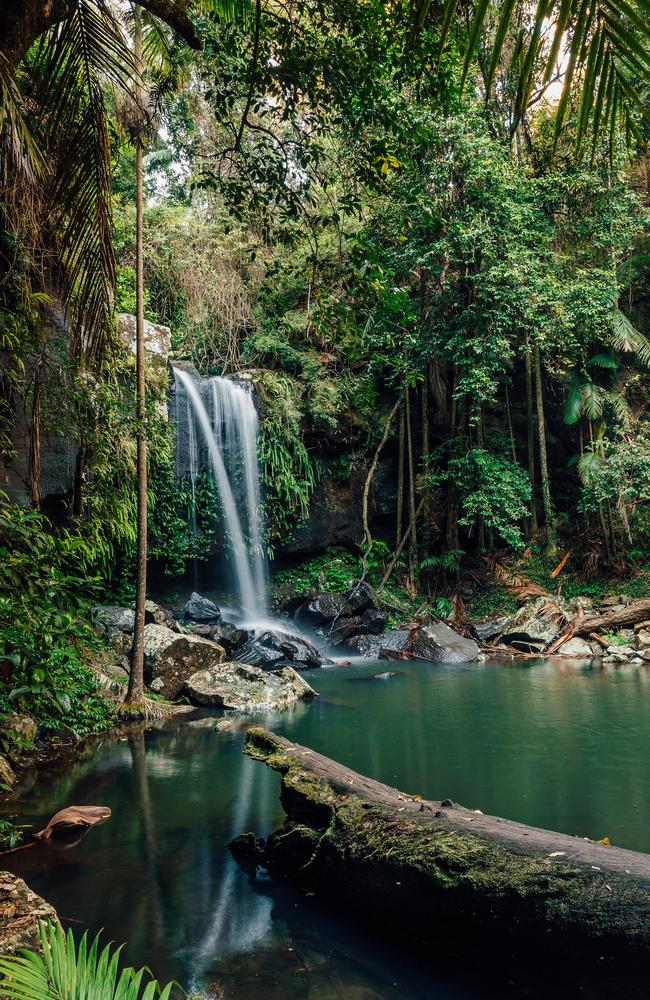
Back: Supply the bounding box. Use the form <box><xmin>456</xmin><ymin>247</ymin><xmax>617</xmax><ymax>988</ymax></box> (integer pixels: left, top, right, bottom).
<box><xmin>7</xmin><ymin>658</ymin><xmax>650</xmax><ymax>998</ymax></box>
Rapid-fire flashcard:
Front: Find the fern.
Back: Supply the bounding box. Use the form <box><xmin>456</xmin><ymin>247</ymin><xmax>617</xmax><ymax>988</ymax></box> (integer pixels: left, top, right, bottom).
<box><xmin>0</xmin><ymin>921</ymin><xmax>175</xmax><ymax>1000</ymax></box>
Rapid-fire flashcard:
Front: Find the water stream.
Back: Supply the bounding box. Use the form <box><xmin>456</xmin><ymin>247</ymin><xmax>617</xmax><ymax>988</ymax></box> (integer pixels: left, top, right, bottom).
<box><xmin>172</xmin><ymin>368</ymin><xmax>267</xmax><ymax>621</ymax></box>
<box><xmin>7</xmin><ymin>658</ymin><xmax>650</xmax><ymax>998</ymax></box>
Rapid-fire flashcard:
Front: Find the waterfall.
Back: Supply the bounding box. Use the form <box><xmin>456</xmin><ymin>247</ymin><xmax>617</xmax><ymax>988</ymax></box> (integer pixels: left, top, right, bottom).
<box><xmin>172</xmin><ymin>366</ymin><xmax>267</xmax><ymax>620</ymax></box>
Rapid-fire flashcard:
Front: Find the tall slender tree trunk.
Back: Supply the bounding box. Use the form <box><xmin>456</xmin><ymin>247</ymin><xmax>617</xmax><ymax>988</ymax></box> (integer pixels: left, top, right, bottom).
<box><xmin>524</xmin><ymin>343</ymin><xmax>538</xmax><ymax>537</ymax></box>
<box><xmin>29</xmin><ymin>363</ymin><xmax>42</xmax><ymax>510</ymax></box>
<box><xmin>405</xmin><ymin>386</ymin><xmax>418</xmax><ymax>592</ymax></box>
<box><xmin>476</xmin><ymin>404</ymin><xmax>486</xmax><ymax>552</ymax></box>
<box><xmin>396</xmin><ymin>403</ymin><xmax>405</xmax><ymax>551</ymax></box>
<box><xmin>533</xmin><ymin>346</ymin><xmax>556</xmax><ymax>555</ymax></box>
<box><xmin>128</xmin><ymin>6</ymin><xmax>146</xmax><ymax>708</ymax></box>
<box><xmin>421</xmin><ymin>372</ymin><xmax>430</xmax><ymax>560</ymax></box>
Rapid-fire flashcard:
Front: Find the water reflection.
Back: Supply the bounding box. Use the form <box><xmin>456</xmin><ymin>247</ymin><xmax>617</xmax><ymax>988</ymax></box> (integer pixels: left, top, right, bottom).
<box><xmin>5</xmin><ymin>660</ymin><xmax>650</xmax><ymax>997</ymax></box>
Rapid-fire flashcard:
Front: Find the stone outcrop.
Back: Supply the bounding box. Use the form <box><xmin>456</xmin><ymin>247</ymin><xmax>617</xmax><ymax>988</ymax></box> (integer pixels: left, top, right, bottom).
<box><xmin>235</xmin><ymin>630</ymin><xmax>329</xmax><ymax>670</ymax></box>
<box><xmin>143</xmin><ymin>624</ymin><xmax>226</xmax><ymax>699</ymax></box>
<box><xmin>0</xmin><ymin>873</ymin><xmax>59</xmax><ymax>954</ymax></box>
<box><xmin>180</xmin><ymin>592</ymin><xmax>222</xmax><ymax>623</ymax></box>
<box><xmin>411</xmin><ymin>623</ymin><xmax>482</xmax><ymax>663</ymax></box>
<box><xmin>185</xmin><ymin>662</ymin><xmax>317</xmax><ymax>711</ymax></box>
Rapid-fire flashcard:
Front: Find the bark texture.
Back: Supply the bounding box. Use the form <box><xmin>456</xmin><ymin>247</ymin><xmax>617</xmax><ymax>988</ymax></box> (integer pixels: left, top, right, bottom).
<box><xmin>235</xmin><ymin>728</ymin><xmax>650</xmax><ymax>997</ymax></box>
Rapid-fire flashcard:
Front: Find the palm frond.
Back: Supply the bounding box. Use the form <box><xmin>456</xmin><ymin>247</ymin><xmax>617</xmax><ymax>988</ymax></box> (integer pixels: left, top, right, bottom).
<box><xmin>33</xmin><ymin>0</ymin><xmax>135</xmax><ymax>366</ymax></box>
<box><xmin>588</xmin><ymin>352</ymin><xmax>619</xmax><ymax>367</ymax></box>
<box><xmin>609</xmin><ymin>307</ymin><xmax>650</xmax><ymax>365</ymax></box>
<box><xmin>0</xmin><ymin>53</ymin><xmax>45</xmax><ymax>189</ymax></box>
<box><xmin>578</xmin><ymin>449</ymin><xmax>603</xmax><ymax>484</ymax></box>
<box><xmin>436</xmin><ymin>0</ymin><xmax>650</xmax><ymax>155</ymax></box>
<box><xmin>607</xmin><ymin>388</ymin><xmax>632</xmax><ymax>427</ymax></box>
<box><xmin>564</xmin><ymin>371</ymin><xmax>587</xmax><ymax>424</ymax></box>
<box><xmin>0</xmin><ymin>921</ymin><xmax>175</xmax><ymax>1000</ymax></box>
<box><xmin>580</xmin><ymin>380</ymin><xmax>607</xmax><ymax>420</ymax></box>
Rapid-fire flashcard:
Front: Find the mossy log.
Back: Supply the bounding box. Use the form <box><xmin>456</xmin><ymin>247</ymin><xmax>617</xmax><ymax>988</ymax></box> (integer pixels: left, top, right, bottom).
<box><xmin>235</xmin><ymin>727</ymin><xmax>650</xmax><ymax>995</ymax></box>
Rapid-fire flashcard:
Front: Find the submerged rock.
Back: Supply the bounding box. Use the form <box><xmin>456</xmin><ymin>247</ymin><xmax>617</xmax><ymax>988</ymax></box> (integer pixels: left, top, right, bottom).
<box><xmin>143</xmin><ymin>624</ymin><xmax>226</xmax><ymax>699</ymax></box>
<box><xmin>0</xmin><ymin>873</ymin><xmax>59</xmax><ymax>954</ymax></box>
<box><xmin>181</xmin><ymin>592</ymin><xmax>222</xmax><ymax>623</ymax></box>
<box><xmin>184</xmin><ymin>662</ymin><xmax>317</xmax><ymax>711</ymax></box>
<box><xmin>412</xmin><ymin>623</ymin><xmax>482</xmax><ymax>664</ymax></box>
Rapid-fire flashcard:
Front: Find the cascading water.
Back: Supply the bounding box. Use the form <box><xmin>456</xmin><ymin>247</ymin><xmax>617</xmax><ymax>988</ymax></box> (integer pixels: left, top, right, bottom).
<box><xmin>172</xmin><ymin>366</ymin><xmax>267</xmax><ymax>621</ymax></box>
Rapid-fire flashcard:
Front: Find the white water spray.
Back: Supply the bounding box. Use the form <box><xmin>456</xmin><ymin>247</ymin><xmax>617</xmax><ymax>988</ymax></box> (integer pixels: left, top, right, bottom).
<box><xmin>173</xmin><ymin>367</ymin><xmax>267</xmax><ymax>619</ymax></box>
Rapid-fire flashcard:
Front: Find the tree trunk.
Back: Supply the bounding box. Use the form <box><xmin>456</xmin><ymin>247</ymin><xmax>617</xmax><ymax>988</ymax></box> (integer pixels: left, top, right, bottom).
<box><xmin>524</xmin><ymin>344</ymin><xmax>538</xmax><ymax>536</ymax></box>
<box><xmin>127</xmin><ymin>7</ymin><xmax>146</xmax><ymax>709</ymax></box>
<box><xmin>570</xmin><ymin>599</ymin><xmax>650</xmax><ymax>635</ymax></box>
<box><xmin>72</xmin><ymin>442</ymin><xmax>88</xmax><ymax>517</ymax></box>
<box><xmin>421</xmin><ymin>372</ymin><xmax>430</xmax><ymax>560</ymax></box>
<box><xmin>405</xmin><ymin>385</ymin><xmax>418</xmax><ymax>591</ymax></box>
<box><xmin>533</xmin><ymin>346</ymin><xmax>556</xmax><ymax>555</ymax></box>
<box><xmin>233</xmin><ymin>728</ymin><xmax>650</xmax><ymax>997</ymax></box>
<box><xmin>28</xmin><ymin>364</ymin><xmax>42</xmax><ymax>510</ymax></box>
<box><xmin>396</xmin><ymin>403</ymin><xmax>405</xmax><ymax>551</ymax></box>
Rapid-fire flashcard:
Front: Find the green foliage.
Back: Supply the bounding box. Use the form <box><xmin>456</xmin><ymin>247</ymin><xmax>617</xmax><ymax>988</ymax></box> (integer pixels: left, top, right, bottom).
<box><xmin>578</xmin><ymin>430</ymin><xmax>650</xmax><ymax>547</ymax></box>
<box><xmin>466</xmin><ymin>586</ymin><xmax>519</xmax><ymax>620</ymax></box>
<box><xmin>0</xmin><ymin>921</ymin><xmax>174</xmax><ymax>1000</ymax></box>
<box><xmin>0</xmin><ymin>818</ymin><xmax>28</xmax><ymax>849</ymax></box>
<box><xmin>451</xmin><ymin>448</ymin><xmax>531</xmax><ymax>549</ymax></box>
<box><xmin>256</xmin><ymin>372</ymin><xmax>319</xmax><ymax>549</ymax></box>
<box><xmin>0</xmin><ymin>499</ymin><xmax>115</xmax><ymax>740</ymax></box>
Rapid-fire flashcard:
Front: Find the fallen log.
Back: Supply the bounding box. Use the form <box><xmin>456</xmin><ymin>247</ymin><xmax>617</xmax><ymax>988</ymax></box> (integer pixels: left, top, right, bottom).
<box><xmin>233</xmin><ymin>728</ymin><xmax>650</xmax><ymax>997</ymax></box>
<box><xmin>570</xmin><ymin>598</ymin><xmax>650</xmax><ymax>636</ymax></box>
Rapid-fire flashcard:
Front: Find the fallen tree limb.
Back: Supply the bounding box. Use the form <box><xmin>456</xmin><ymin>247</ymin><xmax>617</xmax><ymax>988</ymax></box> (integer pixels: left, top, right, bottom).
<box><xmin>569</xmin><ymin>599</ymin><xmax>650</xmax><ymax>636</ymax></box>
<box><xmin>233</xmin><ymin>728</ymin><xmax>650</xmax><ymax>997</ymax></box>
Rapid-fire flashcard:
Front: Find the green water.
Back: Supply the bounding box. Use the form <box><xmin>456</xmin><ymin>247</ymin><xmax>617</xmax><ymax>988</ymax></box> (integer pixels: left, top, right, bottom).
<box><xmin>6</xmin><ymin>658</ymin><xmax>650</xmax><ymax>998</ymax></box>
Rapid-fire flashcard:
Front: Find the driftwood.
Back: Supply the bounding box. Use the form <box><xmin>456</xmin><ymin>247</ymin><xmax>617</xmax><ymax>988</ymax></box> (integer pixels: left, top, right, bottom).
<box><xmin>569</xmin><ymin>599</ymin><xmax>650</xmax><ymax>636</ymax></box>
<box><xmin>233</xmin><ymin>728</ymin><xmax>650</xmax><ymax>997</ymax></box>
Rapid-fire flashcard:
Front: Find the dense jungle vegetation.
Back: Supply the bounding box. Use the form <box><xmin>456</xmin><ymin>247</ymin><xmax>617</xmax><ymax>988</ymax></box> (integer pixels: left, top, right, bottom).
<box><xmin>0</xmin><ymin>0</ymin><xmax>649</xmax><ymax>736</ymax></box>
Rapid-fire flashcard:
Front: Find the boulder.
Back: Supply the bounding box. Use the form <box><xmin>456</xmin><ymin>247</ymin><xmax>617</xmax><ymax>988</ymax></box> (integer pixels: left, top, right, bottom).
<box><xmin>472</xmin><ymin>616</ymin><xmax>511</xmax><ymax>642</ymax></box>
<box><xmin>343</xmin><ymin>628</ymin><xmax>413</xmax><ymax>658</ymax></box>
<box><xmin>142</xmin><ymin>624</ymin><xmax>226</xmax><ymax>699</ymax></box>
<box><xmin>498</xmin><ymin>597</ymin><xmax>571</xmax><ymax>651</ymax></box>
<box><xmin>411</xmin><ymin>623</ymin><xmax>482</xmax><ymax>663</ymax></box>
<box><xmin>144</xmin><ymin>600</ymin><xmax>178</xmax><ymax>631</ymax></box>
<box><xmin>558</xmin><ymin>637</ymin><xmax>594</xmax><ymax>658</ymax></box>
<box><xmin>181</xmin><ymin>592</ymin><xmax>222</xmax><ymax>623</ymax></box>
<box><xmin>184</xmin><ymin>662</ymin><xmax>317</xmax><ymax>711</ymax></box>
<box><xmin>295</xmin><ymin>583</ymin><xmax>379</xmax><ymax>628</ymax></box>
<box><xmin>328</xmin><ymin>617</ymin><xmax>369</xmax><ymax>647</ymax></box>
<box><xmin>211</xmin><ymin>622</ymin><xmax>252</xmax><ymax>655</ymax></box>
<box><xmin>634</xmin><ymin>629</ymin><xmax>650</xmax><ymax>649</ymax></box>
<box><xmin>361</xmin><ymin>607</ymin><xmax>388</xmax><ymax>634</ymax></box>
<box><xmin>236</xmin><ymin>629</ymin><xmax>325</xmax><ymax>670</ymax></box>
<box><xmin>91</xmin><ymin>605</ymin><xmax>135</xmax><ymax>637</ymax></box>
<box><xmin>295</xmin><ymin>592</ymin><xmax>349</xmax><ymax>626</ymax></box>
<box><xmin>0</xmin><ymin>873</ymin><xmax>59</xmax><ymax>954</ymax></box>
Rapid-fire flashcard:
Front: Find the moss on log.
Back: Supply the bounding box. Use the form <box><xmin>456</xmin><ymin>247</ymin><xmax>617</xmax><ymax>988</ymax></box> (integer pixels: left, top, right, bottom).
<box><xmin>236</xmin><ymin>727</ymin><xmax>650</xmax><ymax>995</ymax></box>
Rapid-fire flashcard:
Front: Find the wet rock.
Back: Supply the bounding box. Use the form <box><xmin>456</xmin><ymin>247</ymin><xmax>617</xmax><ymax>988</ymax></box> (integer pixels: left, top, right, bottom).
<box><xmin>472</xmin><ymin>617</ymin><xmax>510</xmax><ymax>642</ymax></box>
<box><xmin>343</xmin><ymin>629</ymin><xmax>413</xmax><ymax>658</ymax></box>
<box><xmin>634</xmin><ymin>629</ymin><xmax>650</xmax><ymax>649</ymax></box>
<box><xmin>92</xmin><ymin>605</ymin><xmax>135</xmax><ymax>637</ymax></box>
<box><xmin>374</xmin><ymin>671</ymin><xmax>398</xmax><ymax>680</ymax></box>
<box><xmin>212</xmin><ymin>623</ymin><xmax>251</xmax><ymax>655</ymax></box>
<box><xmin>295</xmin><ymin>583</ymin><xmax>379</xmax><ymax>628</ymax></box>
<box><xmin>498</xmin><ymin>596</ymin><xmax>571</xmax><ymax>650</ymax></box>
<box><xmin>0</xmin><ymin>755</ymin><xmax>16</xmax><ymax>788</ymax></box>
<box><xmin>558</xmin><ymin>637</ymin><xmax>594</xmax><ymax>657</ymax></box>
<box><xmin>361</xmin><ymin>608</ymin><xmax>388</xmax><ymax>634</ymax></box>
<box><xmin>411</xmin><ymin>623</ymin><xmax>481</xmax><ymax>664</ymax></box>
<box><xmin>0</xmin><ymin>873</ymin><xmax>59</xmax><ymax>954</ymax></box>
<box><xmin>143</xmin><ymin>624</ymin><xmax>226</xmax><ymax>699</ymax></box>
<box><xmin>185</xmin><ymin>662</ymin><xmax>317</xmax><ymax>711</ymax></box>
<box><xmin>295</xmin><ymin>592</ymin><xmax>349</xmax><ymax>626</ymax></box>
<box><xmin>328</xmin><ymin>616</ymin><xmax>369</xmax><ymax>646</ymax></box>
<box><xmin>181</xmin><ymin>592</ymin><xmax>222</xmax><ymax>623</ymax></box>
<box><xmin>236</xmin><ymin>630</ymin><xmax>325</xmax><ymax>670</ymax></box>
